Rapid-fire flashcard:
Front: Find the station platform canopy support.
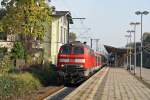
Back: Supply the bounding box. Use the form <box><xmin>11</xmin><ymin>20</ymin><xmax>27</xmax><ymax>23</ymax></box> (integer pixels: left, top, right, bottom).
<box><xmin>104</xmin><ymin>45</ymin><xmax>129</xmax><ymax>67</ymax></box>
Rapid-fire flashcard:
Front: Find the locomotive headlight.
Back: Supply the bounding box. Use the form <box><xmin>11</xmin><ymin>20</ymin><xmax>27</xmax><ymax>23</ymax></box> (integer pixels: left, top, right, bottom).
<box><xmin>61</xmin><ymin>64</ymin><xmax>64</xmax><ymax>67</ymax></box>
<box><xmin>75</xmin><ymin>59</ymin><xmax>85</xmax><ymax>63</ymax></box>
<box><xmin>80</xmin><ymin>65</ymin><xmax>84</xmax><ymax>67</ymax></box>
<box><xmin>59</xmin><ymin>58</ymin><xmax>69</xmax><ymax>62</ymax></box>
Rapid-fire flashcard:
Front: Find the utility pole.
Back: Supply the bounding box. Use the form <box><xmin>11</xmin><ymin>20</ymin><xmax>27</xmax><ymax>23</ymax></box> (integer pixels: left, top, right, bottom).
<box><xmin>127</xmin><ymin>30</ymin><xmax>134</xmax><ymax>71</ymax></box>
<box><xmin>67</xmin><ymin>17</ymin><xmax>86</xmax><ymax>43</ymax></box>
<box><xmin>91</xmin><ymin>39</ymin><xmax>93</xmax><ymax>48</ymax></box>
<box><xmin>90</xmin><ymin>38</ymin><xmax>100</xmax><ymax>51</ymax></box>
<box><xmin>125</xmin><ymin>35</ymin><xmax>130</xmax><ymax>69</ymax></box>
<box><xmin>95</xmin><ymin>39</ymin><xmax>100</xmax><ymax>51</ymax></box>
<box><xmin>67</xmin><ymin>19</ymin><xmax>70</xmax><ymax>43</ymax></box>
<box><xmin>135</xmin><ymin>11</ymin><xmax>149</xmax><ymax>78</ymax></box>
<box><xmin>130</xmin><ymin>22</ymin><xmax>140</xmax><ymax>74</ymax></box>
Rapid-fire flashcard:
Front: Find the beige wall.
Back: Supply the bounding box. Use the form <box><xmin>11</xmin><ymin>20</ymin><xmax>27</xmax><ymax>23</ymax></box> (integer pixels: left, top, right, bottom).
<box><xmin>0</xmin><ymin>42</ymin><xmax>13</xmax><ymax>48</ymax></box>
<box><xmin>0</xmin><ymin>34</ymin><xmax>15</xmax><ymax>52</ymax></box>
<box><xmin>50</xmin><ymin>16</ymin><xmax>68</xmax><ymax>64</ymax></box>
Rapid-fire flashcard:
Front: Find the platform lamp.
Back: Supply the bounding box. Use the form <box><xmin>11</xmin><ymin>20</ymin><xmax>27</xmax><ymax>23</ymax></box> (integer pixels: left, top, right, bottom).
<box><xmin>126</xmin><ymin>30</ymin><xmax>135</xmax><ymax>71</ymax></box>
<box><xmin>125</xmin><ymin>35</ymin><xmax>130</xmax><ymax>69</ymax></box>
<box><xmin>130</xmin><ymin>22</ymin><xmax>140</xmax><ymax>75</ymax></box>
<box><xmin>135</xmin><ymin>11</ymin><xmax>149</xmax><ymax>78</ymax></box>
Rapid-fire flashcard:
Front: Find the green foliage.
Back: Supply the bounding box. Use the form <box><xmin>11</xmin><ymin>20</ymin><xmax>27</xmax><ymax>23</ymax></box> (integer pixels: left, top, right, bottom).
<box><xmin>30</xmin><ymin>64</ymin><xmax>58</xmax><ymax>86</ymax></box>
<box><xmin>70</xmin><ymin>32</ymin><xmax>77</xmax><ymax>42</ymax></box>
<box><xmin>143</xmin><ymin>33</ymin><xmax>150</xmax><ymax>67</ymax></box>
<box><xmin>11</xmin><ymin>42</ymin><xmax>25</xmax><ymax>59</ymax></box>
<box><xmin>0</xmin><ymin>8</ymin><xmax>7</xmax><ymax>20</ymax></box>
<box><xmin>0</xmin><ymin>0</ymin><xmax>52</xmax><ymax>39</ymax></box>
<box><xmin>0</xmin><ymin>63</ymin><xmax>58</xmax><ymax>99</ymax></box>
<box><xmin>0</xmin><ymin>32</ymin><xmax>7</xmax><ymax>40</ymax></box>
<box><xmin>144</xmin><ymin>35</ymin><xmax>150</xmax><ymax>43</ymax></box>
<box><xmin>26</xmin><ymin>54</ymin><xmax>33</xmax><ymax>65</ymax></box>
<box><xmin>0</xmin><ymin>48</ymin><xmax>7</xmax><ymax>57</ymax></box>
<box><xmin>135</xmin><ymin>33</ymin><xmax>150</xmax><ymax>67</ymax></box>
<box><xmin>0</xmin><ymin>73</ymin><xmax>41</xmax><ymax>100</ymax></box>
<box><xmin>0</xmin><ymin>54</ymin><xmax>12</xmax><ymax>74</ymax></box>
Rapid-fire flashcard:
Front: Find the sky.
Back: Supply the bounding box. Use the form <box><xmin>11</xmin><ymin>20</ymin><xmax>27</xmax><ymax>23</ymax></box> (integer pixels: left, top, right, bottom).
<box><xmin>0</xmin><ymin>0</ymin><xmax>150</xmax><ymax>49</ymax></box>
<box><xmin>51</xmin><ymin>0</ymin><xmax>150</xmax><ymax>48</ymax></box>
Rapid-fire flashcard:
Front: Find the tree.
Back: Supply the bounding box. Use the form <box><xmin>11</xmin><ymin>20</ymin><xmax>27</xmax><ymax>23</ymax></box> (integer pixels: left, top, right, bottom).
<box><xmin>0</xmin><ymin>8</ymin><xmax>7</xmax><ymax>20</ymax></box>
<box><xmin>0</xmin><ymin>0</ymin><xmax>52</xmax><ymax>60</ymax></box>
<box><xmin>11</xmin><ymin>42</ymin><xmax>25</xmax><ymax>59</ymax></box>
<box><xmin>0</xmin><ymin>0</ymin><xmax>52</xmax><ymax>39</ymax></box>
<box><xmin>70</xmin><ymin>32</ymin><xmax>77</xmax><ymax>42</ymax></box>
<box><xmin>143</xmin><ymin>32</ymin><xmax>150</xmax><ymax>43</ymax></box>
<box><xmin>0</xmin><ymin>8</ymin><xmax>7</xmax><ymax>31</ymax></box>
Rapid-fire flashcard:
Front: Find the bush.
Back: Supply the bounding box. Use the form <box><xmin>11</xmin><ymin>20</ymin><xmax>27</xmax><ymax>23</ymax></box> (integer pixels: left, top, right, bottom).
<box><xmin>30</xmin><ymin>63</ymin><xmax>58</xmax><ymax>86</ymax></box>
<box><xmin>11</xmin><ymin>42</ymin><xmax>25</xmax><ymax>59</ymax></box>
<box><xmin>0</xmin><ymin>54</ymin><xmax>12</xmax><ymax>74</ymax></box>
<box><xmin>0</xmin><ymin>63</ymin><xmax>58</xmax><ymax>99</ymax></box>
<box><xmin>0</xmin><ymin>48</ymin><xmax>7</xmax><ymax>58</ymax></box>
<box><xmin>0</xmin><ymin>73</ymin><xmax>41</xmax><ymax>100</ymax></box>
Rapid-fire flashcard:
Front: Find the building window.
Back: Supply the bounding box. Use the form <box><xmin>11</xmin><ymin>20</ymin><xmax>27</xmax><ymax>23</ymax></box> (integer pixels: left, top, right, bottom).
<box><xmin>61</xmin><ymin>17</ymin><xmax>63</xmax><ymax>23</ymax></box>
<box><xmin>64</xmin><ymin>17</ymin><xmax>67</xmax><ymax>25</ymax></box>
<box><xmin>64</xmin><ymin>28</ymin><xmax>66</xmax><ymax>43</ymax></box>
<box><xmin>61</xmin><ymin>26</ymin><xmax>63</xmax><ymax>43</ymax></box>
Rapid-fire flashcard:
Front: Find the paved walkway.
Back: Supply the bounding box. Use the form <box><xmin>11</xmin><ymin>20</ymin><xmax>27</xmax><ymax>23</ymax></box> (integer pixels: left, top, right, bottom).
<box><xmin>64</xmin><ymin>67</ymin><xmax>150</xmax><ymax>100</ymax></box>
<box><xmin>131</xmin><ymin>67</ymin><xmax>150</xmax><ymax>84</ymax></box>
<box><xmin>64</xmin><ymin>67</ymin><xmax>109</xmax><ymax>100</ymax></box>
<box><xmin>100</xmin><ymin>67</ymin><xmax>150</xmax><ymax>100</ymax></box>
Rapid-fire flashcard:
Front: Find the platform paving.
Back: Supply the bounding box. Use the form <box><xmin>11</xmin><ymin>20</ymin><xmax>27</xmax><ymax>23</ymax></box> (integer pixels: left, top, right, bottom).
<box><xmin>64</xmin><ymin>67</ymin><xmax>109</xmax><ymax>100</ymax></box>
<box><xmin>64</xmin><ymin>67</ymin><xmax>150</xmax><ymax>100</ymax></box>
<box><xmin>99</xmin><ymin>67</ymin><xmax>150</xmax><ymax>100</ymax></box>
<box><xmin>131</xmin><ymin>67</ymin><xmax>150</xmax><ymax>84</ymax></box>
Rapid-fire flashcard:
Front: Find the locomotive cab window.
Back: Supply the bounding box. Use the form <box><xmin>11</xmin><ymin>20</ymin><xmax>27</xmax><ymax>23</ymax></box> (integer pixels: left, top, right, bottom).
<box><xmin>60</xmin><ymin>46</ymin><xmax>72</xmax><ymax>54</ymax></box>
<box><xmin>73</xmin><ymin>47</ymin><xmax>84</xmax><ymax>54</ymax></box>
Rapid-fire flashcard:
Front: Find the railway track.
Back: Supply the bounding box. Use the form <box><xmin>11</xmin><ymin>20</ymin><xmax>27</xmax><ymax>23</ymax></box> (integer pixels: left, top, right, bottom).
<box><xmin>43</xmin><ymin>67</ymin><xmax>107</xmax><ymax>100</ymax></box>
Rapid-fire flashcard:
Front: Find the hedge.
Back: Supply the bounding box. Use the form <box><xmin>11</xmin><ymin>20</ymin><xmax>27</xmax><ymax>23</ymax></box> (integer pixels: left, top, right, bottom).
<box><xmin>0</xmin><ymin>73</ymin><xmax>41</xmax><ymax>100</ymax></box>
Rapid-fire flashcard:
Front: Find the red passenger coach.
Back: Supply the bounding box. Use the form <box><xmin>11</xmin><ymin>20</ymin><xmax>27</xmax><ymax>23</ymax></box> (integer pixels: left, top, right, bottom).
<box><xmin>57</xmin><ymin>41</ymin><xmax>107</xmax><ymax>84</ymax></box>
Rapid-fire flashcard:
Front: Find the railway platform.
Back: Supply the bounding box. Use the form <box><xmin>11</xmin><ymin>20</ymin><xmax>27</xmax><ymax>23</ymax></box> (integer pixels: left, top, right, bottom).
<box><xmin>131</xmin><ymin>67</ymin><xmax>150</xmax><ymax>85</ymax></box>
<box><xmin>64</xmin><ymin>67</ymin><xmax>150</xmax><ymax>100</ymax></box>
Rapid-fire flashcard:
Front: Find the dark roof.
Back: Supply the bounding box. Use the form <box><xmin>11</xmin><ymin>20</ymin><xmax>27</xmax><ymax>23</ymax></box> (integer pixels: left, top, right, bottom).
<box><xmin>62</xmin><ymin>41</ymin><xmax>91</xmax><ymax>49</ymax></box>
<box><xmin>51</xmin><ymin>11</ymin><xmax>73</xmax><ymax>24</ymax></box>
<box><xmin>104</xmin><ymin>45</ymin><xmax>127</xmax><ymax>55</ymax></box>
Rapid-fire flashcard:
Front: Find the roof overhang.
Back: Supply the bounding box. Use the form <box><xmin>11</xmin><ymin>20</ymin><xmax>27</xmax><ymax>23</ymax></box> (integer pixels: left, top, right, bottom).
<box><xmin>104</xmin><ymin>45</ymin><xmax>128</xmax><ymax>55</ymax></box>
<box><xmin>51</xmin><ymin>11</ymin><xmax>73</xmax><ymax>24</ymax></box>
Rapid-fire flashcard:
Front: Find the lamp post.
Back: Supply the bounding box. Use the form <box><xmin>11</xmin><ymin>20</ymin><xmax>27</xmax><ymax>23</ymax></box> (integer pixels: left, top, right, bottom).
<box><xmin>135</xmin><ymin>11</ymin><xmax>149</xmax><ymax>78</ymax></box>
<box><xmin>127</xmin><ymin>30</ymin><xmax>135</xmax><ymax>71</ymax></box>
<box><xmin>125</xmin><ymin>35</ymin><xmax>130</xmax><ymax>69</ymax></box>
<box><xmin>130</xmin><ymin>22</ymin><xmax>140</xmax><ymax>75</ymax></box>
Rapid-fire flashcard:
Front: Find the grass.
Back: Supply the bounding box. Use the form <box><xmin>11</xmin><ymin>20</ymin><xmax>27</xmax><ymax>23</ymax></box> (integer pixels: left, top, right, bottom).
<box><xmin>0</xmin><ymin>73</ymin><xmax>41</xmax><ymax>100</ymax></box>
<box><xmin>0</xmin><ymin>63</ymin><xmax>58</xmax><ymax>100</ymax></box>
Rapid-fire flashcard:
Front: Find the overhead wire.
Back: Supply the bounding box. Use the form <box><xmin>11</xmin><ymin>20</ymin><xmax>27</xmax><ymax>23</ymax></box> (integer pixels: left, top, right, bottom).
<box><xmin>59</xmin><ymin>0</ymin><xmax>92</xmax><ymax>43</ymax></box>
<box><xmin>52</xmin><ymin>0</ymin><xmax>102</xmax><ymax>51</ymax></box>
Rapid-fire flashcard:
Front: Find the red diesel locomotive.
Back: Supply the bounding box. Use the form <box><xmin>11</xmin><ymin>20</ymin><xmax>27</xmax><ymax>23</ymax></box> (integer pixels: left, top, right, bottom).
<box><xmin>57</xmin><ymin>41</ymin><xmax>107</xmax><ymax>84</ymax></box>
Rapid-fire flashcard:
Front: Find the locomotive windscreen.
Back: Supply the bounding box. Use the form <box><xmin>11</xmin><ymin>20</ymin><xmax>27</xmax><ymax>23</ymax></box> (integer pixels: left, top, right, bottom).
<box><xmin>60</xmin><ymin>46</ymin><xmax>84</xmax><ymax>54</ymax></box>
<box><xmin>60</xmin><ymin>46</ymin><xmax>72</xmax><ymax>54</ymax></box>
<box><xmin>73</xmin><ymin>47</ymin><xmax>84</xmax><ymax>54</ymax></box>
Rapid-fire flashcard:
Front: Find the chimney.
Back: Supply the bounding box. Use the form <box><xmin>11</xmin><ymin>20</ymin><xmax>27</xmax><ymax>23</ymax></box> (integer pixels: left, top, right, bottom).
<box><xmin>83</xmin><ymin>42</ymin><xmax>87</xmax><ymax>45</ymax></box>
<box><xmin>52</xmin><ymin>6</ymin><xmax>56</xmax><ymax>15</ymax></box>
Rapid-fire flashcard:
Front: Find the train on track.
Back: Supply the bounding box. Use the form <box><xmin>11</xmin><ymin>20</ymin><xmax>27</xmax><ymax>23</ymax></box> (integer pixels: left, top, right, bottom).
<box><xmin>57</xmin><ymin>41</ymin><xmax>107</xmax><ymax>84</ymax></box>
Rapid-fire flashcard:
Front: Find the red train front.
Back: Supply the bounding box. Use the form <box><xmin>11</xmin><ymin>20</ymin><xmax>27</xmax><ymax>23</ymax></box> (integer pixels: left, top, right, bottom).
<box><xmin>57</xmin><ymin>41</ymin><xmax>106</xmax><ymax>84</ymax></box>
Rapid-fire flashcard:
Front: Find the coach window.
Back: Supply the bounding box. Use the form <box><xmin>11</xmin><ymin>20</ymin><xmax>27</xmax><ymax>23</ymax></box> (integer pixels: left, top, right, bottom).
<box><xmin>60</xmin><ymin>46</ymin><xmax>72</xmax><ymax>54</ymax></box>
<box><xmin>73</xmin><ymin>47</ymin><xmax>84</xmax><ymax>54</ymax></box>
